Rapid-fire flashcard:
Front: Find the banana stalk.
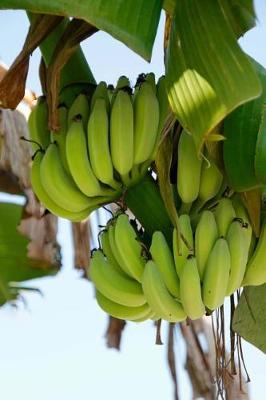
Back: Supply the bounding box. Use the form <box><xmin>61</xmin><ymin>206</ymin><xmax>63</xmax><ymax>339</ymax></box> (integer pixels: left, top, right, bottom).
<box><xmin>124</xmin><ymin>175</ymin><xmax>173</xmax><ymax>245</ymax></box>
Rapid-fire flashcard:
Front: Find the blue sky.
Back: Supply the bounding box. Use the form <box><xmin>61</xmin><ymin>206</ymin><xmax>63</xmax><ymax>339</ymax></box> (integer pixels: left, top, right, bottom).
<box><xmin>0</xmin><ymin>2</ymin><xmax>266</xmax><ymax>399</ymax></box>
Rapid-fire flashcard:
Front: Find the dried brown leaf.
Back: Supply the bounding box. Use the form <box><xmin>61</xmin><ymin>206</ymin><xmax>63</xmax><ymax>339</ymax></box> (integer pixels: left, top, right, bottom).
<box><xmin>0</xmin><ymin>14</ymin><xmax>63</xmax><ymax>109</ymax></box>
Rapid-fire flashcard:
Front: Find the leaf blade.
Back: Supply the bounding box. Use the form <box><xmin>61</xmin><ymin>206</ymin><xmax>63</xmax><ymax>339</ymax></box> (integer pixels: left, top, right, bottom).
<box><xmin>165</xmin><ymin>0</ymin><xmax>262</xmax><ymax>152</ymax></box>
<box><xmin>1</xmin><ymin>0</ymin><xmax>162</xmax><ymax>60</ymax></box>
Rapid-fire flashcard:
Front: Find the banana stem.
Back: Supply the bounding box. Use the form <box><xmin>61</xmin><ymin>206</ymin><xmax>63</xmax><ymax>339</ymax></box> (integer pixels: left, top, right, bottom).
<box><xmin>124</xmin><ymin>174</ymin><xmax>173</xmax><ymax>245</ymax></box>
<box><xmin>179</xmin><ymin>201</ymin><xmax>192</xmax><ymax>215</ymax></box>
<box><xmin>120</xmin><ymin>172</ymin><xmax>131</xmax><ymax>187</ymax></box>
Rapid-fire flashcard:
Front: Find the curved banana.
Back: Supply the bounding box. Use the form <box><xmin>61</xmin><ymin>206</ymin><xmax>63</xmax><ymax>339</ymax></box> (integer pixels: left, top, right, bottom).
<box><xmin>31</xmin><ymin>151</ymin><xmax>94</xmax><ymax>221</ymax></box>
<box><xmin>116</xmin><ymin>75</ymin><xmax>130</xmax><ymax>90</ymax></box>
<box><xmin>40</xmin><ymin>143</ymin><xmax>104</xmax><ymax>212</ymax></box>
<box><xmin>145</xmin><ymin>72</ymin><xmax>156</xmax><ymax>93</ymax></box>
<box><xmin>150</xmin><ymin>75</ymin><xmax>170</xmax><ymax>160</ymax></box>
<box><xmin>150</xmin><ymin>231</ymin><xmax>180</xmax><ymax>298</ymax></box>
<box><xmin>90</xmin><ymin>81</ymin><xmax>110</xmax><ymax>112</ymax></box>
<box><xmin>132</xmin><ymin>308</ymin><xmax>158</xmax><ymax>323</ymax></box>
<box><xmin>180</xmin><ymin>256</ymin><xmax>205</xmax><ymax>320</ymax></box>
<box><xmin>107</xmin><ymin>223</ymin><xmax>132</xmax><ymax>277</ymax></box>
<box><xmin>100</xmin><ymin>229</ymin><xmax>128</xmax><ymax>276</ymax></box>
<box><xmin>226</xmin><ymin>220</ymin><xmax>249</xmax><ymax>296</ymax></box>
<box><xmin>177</xmin><ymin>130</ymin><xmax>202</xmax><ymax>204</ymax></box>
<box><xmin>87</xmin><ymin>97</ymin><xmax>121</xmax><ymax>190</ymax></box>
<box><xmin>133</xmin><ymin>81</ymin><xmax>159</xmax><ymax>164</ymax></box>
<box><xmin>231</xmin><ymin>194</ymin><xmax>253</xmax><ymax>259</ymax></box>
<box><xmin>141</xmin><ymin>260</ymin><xmax>186</xmax><ymax>323</ymax></box>
<box><xmin>95</xmin><ymin>290</ymin><xmax>151</xmax><ymax>321</ymax></box>
<box><xmin>195</xmin><ymin>210</ymin><xmax>218</xmax><ymax>280</ymax></box>
<box><xmin>89</xmin><ymin>250</ymin><xmax>146</xmax><ymax>307</ymax></box>
<box><xmin>198</xmin><ymin>159</ymin><xmax>223</xmax><ymax>208</ymax></box>
<box><xmin>66</xmin><ymin>117</ymin><xmax>118</xmax><ymax>197</ymax></box>
<box><xmin>110</xmin><ymin>90</ymin><xmax>134</xmax><ymax>180</ymax></box>
<box><xmin>114</xmin><ymin>214</ymin><xmax>146</xmax><ymax>282</ymax></box>
<box><xmin>67</xmin><ymin>93</ymin><xmax>90</xmax><ymax>129</ymax></box>
<box><xmin>173</xmin><ymin>214</ymin><xmax>194</xmax><ymax>277</ymax></box>
<box><xmin>28</xmin><ymin>96</ymin><xmax>50</xmax><ymax>151</ymax></box>
<box><xmin>50</xmin><ymin>105</ymin><xmax>69</xmax><ymax>172</ymax></box>
<box><xmin>202</xmin><ymin>238</ymin><xmax>231</xmax><ymax>310</ymax></box>
<box><xmin>242</xmin><ymin>218</ymin><xmax>266</xmax><ymax>286</ymax></box>
<box><xmin>215</xmin><ymin>197</ymin><xmax>236</xmax><ymax>237</ymax></box>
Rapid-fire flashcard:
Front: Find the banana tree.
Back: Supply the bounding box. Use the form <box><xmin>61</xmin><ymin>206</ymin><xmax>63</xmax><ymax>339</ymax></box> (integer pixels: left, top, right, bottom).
<box><xmin>0</xmin><ymin>1</ymin><xmax>265</xmax><ymax>399</ymax></box>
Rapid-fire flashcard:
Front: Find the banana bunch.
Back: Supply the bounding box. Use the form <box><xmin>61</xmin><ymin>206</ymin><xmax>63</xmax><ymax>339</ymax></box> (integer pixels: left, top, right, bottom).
<box><xmin>28</xmin><ymin>73</ymin><xmax>168</xmax><ymax>221</ymax></box>
<box><xmin>89</xmin><ymin>198</ymin><xmax>259</xmax><ymax>323</ymax></box>
<box><xmin>88</xmin><ymin>212</ymin><xmax>186</xmax><ymax>322</ymax></box>
<box><xmin>88</xmin><ymin>213</ymin><xmax>154</xmax><ymax>322</ymax></box>
<box><xmin>177</xmin><ymin>129</ymin><xmax>223</xmax><ymax>213</ymax></box>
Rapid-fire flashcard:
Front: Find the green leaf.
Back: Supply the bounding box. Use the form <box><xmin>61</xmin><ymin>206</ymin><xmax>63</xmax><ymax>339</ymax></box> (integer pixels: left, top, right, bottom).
<box><xmin>165</xmin><ymin>0</ymin><xmax>262</xmax><ymax>153</ymax></box>
<box><xmin>163</xmin><ymin>0</ymin><xmax>256</xmax><ymax>37</ymax></box>
<box><xmin>0</xmin><ymin>202</ymin><xmax>58</xmax><ymax>283</ymax></box>
<box><xmin>233</xmin><ymin>285</ymin><xmax>266</xmax><ymax>353</ymax></box>
<box><xmin>218</xmin><ymin>0</ymin><xmax>256</xmax><ymax>38</ymax></box>
<box><xmin>2</xmin><ymin>0</ymin><xmax>162</xmax><ymax>61</ymax></box>
<box><xmin>223</xmin><ymin>59</ymin><xmax>266</xmax><ymax>192</ymax></box>
<box><xmin>255</xmin><ymin>105</ymin><xmax>266</xmax><ymax>185</ymax></box>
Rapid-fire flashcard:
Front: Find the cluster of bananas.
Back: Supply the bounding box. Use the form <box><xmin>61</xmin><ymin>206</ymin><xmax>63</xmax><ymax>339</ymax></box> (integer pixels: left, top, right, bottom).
<box><xmin>89</xmin><ymin>194</ymin><xmax>266</xmax><ymax>323</ymax></box>
<box><xmin>28</xmin><ymin>73</ymin><xmax>169</xmax><ymax>222</ymax></box>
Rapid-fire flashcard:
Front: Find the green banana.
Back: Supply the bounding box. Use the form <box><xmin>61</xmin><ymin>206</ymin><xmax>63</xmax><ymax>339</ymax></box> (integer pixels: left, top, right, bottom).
<box><xmin>90</xmin><ymin>81</ymin><xmax>110</xmax><ymax>112</ymax></box>
<box><xmin>173</xmin><ymin>214</ymin><xmax>194</xmax><ymax>277</ymax></box>
<box><xmin>242</xmin><ymin>218</ymin><xmax>266</xmax><ymax>286</ymax></box>
<box><xmin>116</xmin><ymin>75</ymin><xmax>130</xmax><ymax>90</ymax></box>
<box><xmin>195</xmin><ymin>210</ymin><xmax>218</xmax><ymax>280</ymax></box>
<box><xmin>141</xmin><ymin>260</ymin><xmax>186</xmax><ymax>323</ymax></box>
<box><xmin>231</xmin><ymin>195</ymin><xmax>253</xmax><ymax>260</ymax></box>
<box><xmin>107</xmin><ymin>223</ymin><xmax>132</xmax><ymax>277</ymax></box>
<box><xmin>89</xmin><ymin>250</ymin><xmax>146</xmax><ymax>307</ymax></box>
<box><xmin>95</xmin><ymin>290</ymin><xmax>151</xmax><ymax>321</ymax></box>
<box><xmin>177</xmin><ymin>130</ymin><xmax>202</xmax><ymax>204</ymax></box>
<box><xmin>40</xmin><ymin>143</ymin><xmax>103</xmax><ymax>212</ymax></box>
<box><xmin>66</xmin><ymin>116</ymin><xmax>117</xmax><ymax>197</ymax></box>
<box><xmin>114</xmin><ymin>214</ymin><xmax>146</xmax><ymax>282</ymax></box>
<box><xmin>180</xmin><ymin>256</ymin><xmax>205</xmax><ymax>320</ymax></box>
<box><xmin>28</xmin><ymin>96</ymin><xmax>50</xmax><ymax>151</ymax></box>
<box><xmin>145</xmin><ymin>72</ymin><xmax>156</xmax><ymax>93</ymax></box>
<box><xmin>31</xmin><ymin>151</ymin><xmax>94</xmax><ymax>221</ymax></box>
<box><xmin>150</xmin><ymin>75</ymin><xmax>170</xmax><ymax>160</ymax></box>
<box><xmin>226</xmin><ymin>220</ymin><xmax>249</xmax><ymax>296</ymax></box>
<box><xmin>50</xmin><ymin>105</ymin><xmax>69</xmax><ymax>172</ymax></box>
<box><xmin>87</xmin><ymin>97</ymin><xmax>121</xmax><ymax>190</ymax></box>
<box><xmin>133</xmin><ymin>81</ymin><xmax>160</xmax><ymax>164</ymax></box>
<box><xmin>198</xmin><ymin>158</ymin><xmax>223</xmax><ymax>209</ymax></box>
<box><xmin>111</xmin><ymin>76</ymin><xmax>131</xmax><ymax>107</ymax></box>
<box><xmin>150</xmin><ymin>231</ymin><xmax>180</xmax><ymax>298</ymax></box>
<box><xmin>110</xmin><ymin>90</ymin><xmax>134</xmax><ymax>179</ymax></box>
<box><xmin>100</xmin><ymin>229</ymin><xmax>128</xmax><ymax>276</ymax></box>
<box><xmin>215</xmin><ymin>197</ymin><xmax>236</xmax><ymax>237</ymax></box>
<box><xmin>132</xmin><ymin>308</ymin><xmax>158</xmax><ymax>323</ymax></box>
<box><xmin>202</xmin><ymin>238</ymin><xmax>231</xmax><ymax>310</ymax></box>
<box><xmin>67</xmin><ymin>93</ymin><xmax>90</xmax><ymax>129</ymax></box>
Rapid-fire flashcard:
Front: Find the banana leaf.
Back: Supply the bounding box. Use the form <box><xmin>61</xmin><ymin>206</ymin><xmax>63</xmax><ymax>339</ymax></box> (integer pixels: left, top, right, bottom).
<box><xmin>1</xmin><ymin>0</ymin><xmax>162</xmax><ymax>61</ymax></box>
<box><xmin>223</xmin><ymin>59</ymin><xmax>266</xmax><ymax>192</ymax></box>
<box><xmin>165</xmin><ymin>0</ymin><xmax>261</xmax><ymax>153</ymax></box>
<box><xmin>0</xmin><ymin>202</ymin><xmax>58</xmax><ymax>306</ymax></box>
<box><xmin>233</xmin><ymin>285</ymin><xmax>266</xmax><ymax>353</ymax></box>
